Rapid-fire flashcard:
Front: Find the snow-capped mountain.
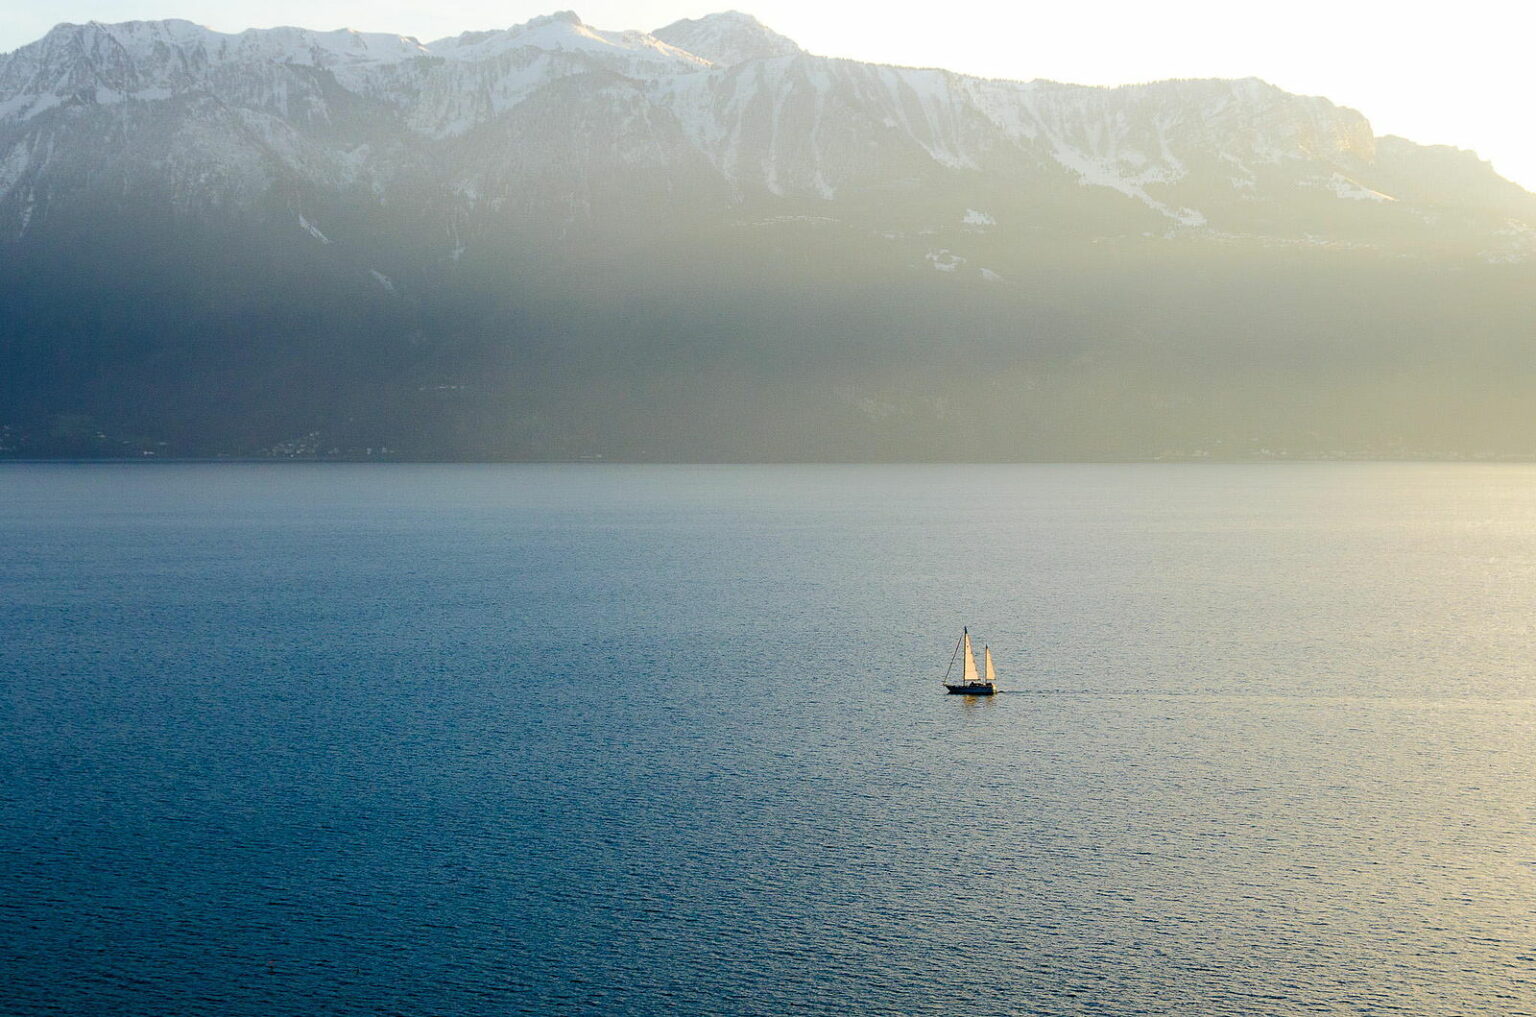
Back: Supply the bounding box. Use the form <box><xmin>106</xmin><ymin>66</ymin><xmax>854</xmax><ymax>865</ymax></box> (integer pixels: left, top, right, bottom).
<box><xmin>2</xmin><ymin>9</ymin><xmax>1526</xmax><ymax>228</ymax></box>
<box><xmin>652</xmin><ymin>11</ymin><xmax>801</xmax><ymax>66</ymax></box>
<box><xmin>1</xmin><ymin>12</ymin><xmax>1533</xmax><ymax>461</ymax></box>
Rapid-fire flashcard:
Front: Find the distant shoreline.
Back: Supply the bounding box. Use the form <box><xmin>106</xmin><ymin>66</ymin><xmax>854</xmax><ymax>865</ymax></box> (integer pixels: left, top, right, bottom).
<box><xmin>7</xmin><ymin>457</ymin><xmax>1536</xmax><ymax>467</ymax></box>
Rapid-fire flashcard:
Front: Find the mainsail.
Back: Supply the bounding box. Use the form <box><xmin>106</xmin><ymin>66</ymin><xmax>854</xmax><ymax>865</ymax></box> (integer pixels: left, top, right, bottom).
<box><xmin>984</xmin><ymin>646</ymin><xmax>996</xmax><ymax>683</ymax></box>
<box><xmin>962</xmin><ymin>629</ymin><xmax>980</xmax><ymax>683</ymax></box>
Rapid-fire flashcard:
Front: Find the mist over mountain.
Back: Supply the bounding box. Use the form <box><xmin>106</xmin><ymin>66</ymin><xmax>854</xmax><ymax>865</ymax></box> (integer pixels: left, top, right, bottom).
<box><xmin>2</xmin><ymin>11</ymin><xmax>1534</xmax><ymax>460</ymax></box>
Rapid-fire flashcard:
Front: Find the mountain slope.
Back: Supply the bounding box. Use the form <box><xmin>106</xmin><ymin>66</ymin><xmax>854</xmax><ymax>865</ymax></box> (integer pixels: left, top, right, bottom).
<box><xmin>1</xmin><ymin>11</ymin><xmax>1533</xmax><ymax>460</ymax></box>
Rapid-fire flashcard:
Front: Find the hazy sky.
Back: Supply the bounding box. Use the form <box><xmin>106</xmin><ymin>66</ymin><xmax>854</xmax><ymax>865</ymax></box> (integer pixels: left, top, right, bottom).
<box><xmin>4</xmin><ymin>1</ymin><xmax>1533</xmax><ymax>191</ymax></box>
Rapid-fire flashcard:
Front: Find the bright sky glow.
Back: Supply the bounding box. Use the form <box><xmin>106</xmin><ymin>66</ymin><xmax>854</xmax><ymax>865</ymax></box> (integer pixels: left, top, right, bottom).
<box><xmin>4</xmin><ymin>0</ymin><xmax>1534</xmax><ymax>191</ymax></box>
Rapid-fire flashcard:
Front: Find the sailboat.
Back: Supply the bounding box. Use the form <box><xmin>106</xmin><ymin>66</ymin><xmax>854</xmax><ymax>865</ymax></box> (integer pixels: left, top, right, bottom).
<box><xmin>943</xmin><ymin>627</ymin><xmax>997</xmax><ymax>695</ymax></box>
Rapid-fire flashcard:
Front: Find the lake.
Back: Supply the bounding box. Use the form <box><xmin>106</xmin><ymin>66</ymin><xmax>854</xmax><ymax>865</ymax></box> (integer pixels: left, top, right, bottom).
<box><xmin>2</xmin><ymin>463</ymin><xmax>1533</xmax><ymax>1015</ymax></box>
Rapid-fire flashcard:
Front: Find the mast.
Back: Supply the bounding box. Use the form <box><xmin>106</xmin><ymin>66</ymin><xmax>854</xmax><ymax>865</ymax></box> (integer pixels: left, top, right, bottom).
<box><xmin>943</xmin><ymin>630</ymin><xmax>965</xmax><ymax>684</ymax></box>
<box><xmin>984</xmin><ymin>646</ymin><xmax>996</xmax><ymax>683</ymax></box>
<box><xmin>962</xmin><ymin>628</ymin><xmax>980</xmax><ymax>683</ymax></box>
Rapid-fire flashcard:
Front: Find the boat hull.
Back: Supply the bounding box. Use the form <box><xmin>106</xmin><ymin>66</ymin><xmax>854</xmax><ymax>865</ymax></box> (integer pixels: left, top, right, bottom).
<box><xmin>944</xmin><ymin>682</ymin><xmax>996</xmax><ymax>696</ymax></box>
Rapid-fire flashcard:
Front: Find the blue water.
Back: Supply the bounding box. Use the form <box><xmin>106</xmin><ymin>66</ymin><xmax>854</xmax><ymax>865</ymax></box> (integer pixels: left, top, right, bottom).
<box><xmin>3</xmin><ymin>463</ymin><xmax>1534</xmax><ymax>1016</ymax></box>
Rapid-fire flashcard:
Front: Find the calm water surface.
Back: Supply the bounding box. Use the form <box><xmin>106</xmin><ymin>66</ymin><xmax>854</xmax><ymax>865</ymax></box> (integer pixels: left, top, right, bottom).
<box><xmin>2</xmin><ymin>463</ymin><xmax>1534</xmax><ymax>1016</ymax></box>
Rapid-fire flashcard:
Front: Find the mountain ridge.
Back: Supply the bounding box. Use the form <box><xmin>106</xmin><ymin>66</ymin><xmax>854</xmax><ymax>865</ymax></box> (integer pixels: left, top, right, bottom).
<box><xmin>4</xmin><ymin>11</ymin><xmax>1522</xmax><ymax>224</ymax></box>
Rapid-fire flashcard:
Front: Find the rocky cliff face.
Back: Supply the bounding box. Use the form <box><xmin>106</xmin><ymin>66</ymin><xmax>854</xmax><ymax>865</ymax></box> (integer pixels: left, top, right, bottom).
<box><xmin>1</xmin><ymin>12</ymin><xmax>1533</xmax><ymax>460</ymax></box>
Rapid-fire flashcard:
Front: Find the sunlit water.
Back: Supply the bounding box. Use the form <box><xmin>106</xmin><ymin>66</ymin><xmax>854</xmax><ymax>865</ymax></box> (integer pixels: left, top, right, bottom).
<box><xmin>2</xmin><ymin>463</ymin><xmax>1534</xmax><ymax>1016</ymax></box>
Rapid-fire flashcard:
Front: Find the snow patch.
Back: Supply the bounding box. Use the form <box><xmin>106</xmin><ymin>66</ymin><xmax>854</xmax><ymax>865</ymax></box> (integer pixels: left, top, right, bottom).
<box><xmin>1328</xmin><ymin>173</ymin><xmax>1395</xmax><ymax>202</ymax></box>
<box><xmin>0</xmin><ymin>93</ymin><xmax>60</xmax><ymax>123</ymax></box>
<box><xmin>742</xmin><ymin>215</ymin><xmax>839</xmax><ymax>227</ymax></box>
<box><xmin>1480</xmin><ymin>220</ymin><xmax>1536</xmax><ymax>264</ymax></box>
<box><xmin>962</xmin><ymin>209</ymin><xmax>996</xmax><ymax>227</ymax></box>
<box><xmin>369</xmin><ymin>269</ymin><xmax>396</xmax><ymax>293</ymax></box>
<box><xmin>298</xmin><ymin>214</ymin><xmax>332</xmax><ymax>243</ymax></box>
<box><xmin>980</xmin><ymin>268</ymin><xmax>1004</xmax><ymax>283</ymax></box>
<box><xmin>1050</xmin><ymin>142</ymin><xmax>1206</xmax><ymax>225</ymax></box>
<box><xmin>1221</xmin><ymin>153</ymin><xmax>1258</xmax><ymax>191</ymax></box>
<box><xmin>0</xmin><ymin>143</ymin><xmax>30</xmax><ymax>200</ymax></box>
<box><xmin>927</xmin><ymin>249</ymin><xmax>965</xmax><ymax>272</ymax></box>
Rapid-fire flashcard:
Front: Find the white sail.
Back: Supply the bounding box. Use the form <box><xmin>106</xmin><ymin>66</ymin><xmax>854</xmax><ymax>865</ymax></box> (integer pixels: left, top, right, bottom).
<box><xmin>962</xmin><ymin>630</ymin><xmax>980</xmax><ymax>683</ymax></box>
<box><xmin>984</xmin><ymin>646</ymin><xmax>996</xmax><ymax>683</ymax></box>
